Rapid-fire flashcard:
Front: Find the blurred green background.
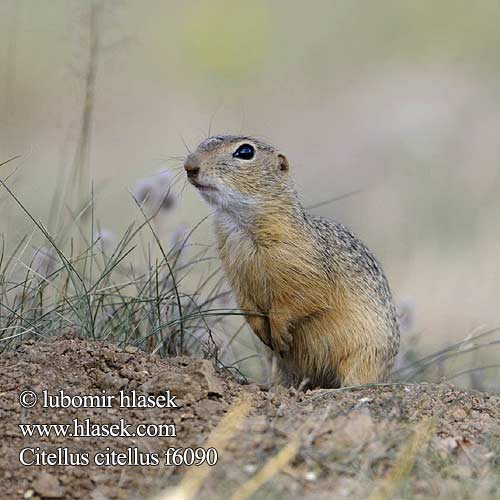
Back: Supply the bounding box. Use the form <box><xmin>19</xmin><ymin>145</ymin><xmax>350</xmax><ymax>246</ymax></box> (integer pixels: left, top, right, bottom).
<box><xmin>1</xmin><ymin>0</ymin><xmax>499</xmax><ymax>387</ymax></box>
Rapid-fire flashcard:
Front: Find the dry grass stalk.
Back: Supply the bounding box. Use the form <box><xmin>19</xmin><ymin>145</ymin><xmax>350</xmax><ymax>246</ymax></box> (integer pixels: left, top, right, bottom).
<box><xmin>153</xmin><ymin>397</ymin><xmax>251</xmax><ymax>500</ymax></box>
<box><xmin>368</xmin><ymin>418</ymin><xmax>435</xmax><ymax>500</ymax></box>
<box><xmin>229</xmin><ymin>438</ymin><xmax>300</xmax><ymax>500</ymax></box>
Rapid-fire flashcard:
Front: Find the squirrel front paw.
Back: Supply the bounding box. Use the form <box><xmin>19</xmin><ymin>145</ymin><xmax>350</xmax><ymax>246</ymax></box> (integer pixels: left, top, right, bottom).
<box><xmin>271</xmin><ymin>330</ymin><xmax>293</xmax><ymax>355</ymax></box>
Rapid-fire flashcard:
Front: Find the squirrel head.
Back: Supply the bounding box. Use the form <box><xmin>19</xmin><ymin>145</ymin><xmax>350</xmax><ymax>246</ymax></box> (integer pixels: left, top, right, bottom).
<box><xmin>184</xmin><ymin>135</ymin><xmax>292</xmax><ymax>212</ymax></box>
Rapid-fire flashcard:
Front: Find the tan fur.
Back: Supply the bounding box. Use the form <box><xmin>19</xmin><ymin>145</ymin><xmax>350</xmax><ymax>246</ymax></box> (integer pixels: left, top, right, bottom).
<box><xmin>184</xmin><ymin>135</ymin><xmax>400</xmax><ymax>388</ymax></box>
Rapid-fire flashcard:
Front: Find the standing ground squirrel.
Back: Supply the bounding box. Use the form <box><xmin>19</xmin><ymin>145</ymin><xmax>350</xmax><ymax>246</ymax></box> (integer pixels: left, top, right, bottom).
<box><xmin>184</xmin><ymin>135</ymin><xmax>400</xmax><ymax>388</ymax></box>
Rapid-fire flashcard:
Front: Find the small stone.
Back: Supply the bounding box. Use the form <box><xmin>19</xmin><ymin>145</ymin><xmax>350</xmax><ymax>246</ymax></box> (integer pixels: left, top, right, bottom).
<box><xmin>305</xmin><ymin>470</ymin><xmax>318</xmax><ymax>481</ymax></box>
<box><xmin>32</xmin><ymin>472</ymin><xmax>64</xmax><ymax>498</ymax></box>
<box><xmin>188</xmin><ymin>360</ymin><xmax>224</xmax><ymax>396</ymax></box>
<box><xmin>95</xmin><ymin>371</ymin><xmax>128</xmax><ymax>391</ymax></box>
<box><xmin>124</xmin><ymin>345</ymin><xmax>139</xmax><ymax>354</ymax></box>
<box><xmin>451</xmin><ymin>408</ymin><xmax>467</xmax><ymax>421</ymax></box>
<box><xmin>243</xmin><ymin>464</ymin><xmax>257</xmax><ymax>474</ymax></box>
<box><xmin>333</xmin><ymin>409</ymin><xmax>375</xmax><ymax>447</ymax></box>
<box><xmin>23</xmin><ymin>490</ymin><xmax>34</xmax><ymax>499</ymax></box>
<box><xmin>357</xmin><ymin>397</ymin><xmax>373</xmax><ymax>404</ymax></box>
<box><xmin>119</xmin><ymin>366</ymin><xmax>143</xmax><ymax>381</ymax></box>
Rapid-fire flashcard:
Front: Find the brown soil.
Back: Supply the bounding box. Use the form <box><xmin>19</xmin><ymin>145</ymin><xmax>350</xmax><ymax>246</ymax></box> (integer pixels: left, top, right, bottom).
<box><xmin>0</xmin><ymin>336</ymin><xmax>498</xmax><ymax>500</ymax></box>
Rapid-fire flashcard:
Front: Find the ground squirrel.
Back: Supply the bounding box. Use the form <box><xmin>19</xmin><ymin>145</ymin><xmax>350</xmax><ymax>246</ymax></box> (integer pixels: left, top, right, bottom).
<box><xmin>184</xmin><ymin>135</ymin><xmax>400</xmax><ymax>388</ymax></box>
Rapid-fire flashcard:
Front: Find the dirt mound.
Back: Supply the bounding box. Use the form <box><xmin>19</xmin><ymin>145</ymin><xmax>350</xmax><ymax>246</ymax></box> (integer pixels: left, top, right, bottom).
<box><xmin>1</xmin><ymin>337</ymin><xmax>498</xmax><ymax>499</ymax></box>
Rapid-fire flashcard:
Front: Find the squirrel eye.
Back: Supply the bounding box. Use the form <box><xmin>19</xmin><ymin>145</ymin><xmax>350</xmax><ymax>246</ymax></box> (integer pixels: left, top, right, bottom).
<box><xmin>232</xmin><ymin>144</ymin><xmax>255</xmax><ymax>160</ymax></box>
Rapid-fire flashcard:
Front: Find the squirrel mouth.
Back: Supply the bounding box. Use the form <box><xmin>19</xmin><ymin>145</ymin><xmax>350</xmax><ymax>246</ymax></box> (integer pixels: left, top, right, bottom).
<box><xmin>189</xmin><ymin>179</ymin><xmax>216</xmax><ymax>192</ymax></box>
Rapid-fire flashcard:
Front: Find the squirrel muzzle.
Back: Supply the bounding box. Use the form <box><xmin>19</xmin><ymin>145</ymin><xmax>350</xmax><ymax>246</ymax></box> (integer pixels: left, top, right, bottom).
<box><xmin>184</xmin><ymin>153</ymin><xmax>200</xmax><ymax>180</ymax></box>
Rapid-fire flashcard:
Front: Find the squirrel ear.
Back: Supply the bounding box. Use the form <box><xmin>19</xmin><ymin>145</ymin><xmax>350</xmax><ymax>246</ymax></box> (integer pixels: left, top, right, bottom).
<box><xmin>278</xmin><ymin>154</ymin><xmax>289</xmax><ymax>172</ymax></box>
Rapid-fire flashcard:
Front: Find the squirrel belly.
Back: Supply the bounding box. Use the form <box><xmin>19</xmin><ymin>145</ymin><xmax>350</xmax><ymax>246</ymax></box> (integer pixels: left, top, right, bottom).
<box><xmin>184</xmin><ymin>135</ymin><xmax>400</xmax><ymax>389</ymax></box>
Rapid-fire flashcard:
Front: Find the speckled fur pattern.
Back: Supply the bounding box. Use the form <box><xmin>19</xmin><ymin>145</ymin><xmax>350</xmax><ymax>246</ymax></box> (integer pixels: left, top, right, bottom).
<box><xmin>185</xmin><ymin>135</ymin><xmax>400</xmax><ymax>388</ymax></box>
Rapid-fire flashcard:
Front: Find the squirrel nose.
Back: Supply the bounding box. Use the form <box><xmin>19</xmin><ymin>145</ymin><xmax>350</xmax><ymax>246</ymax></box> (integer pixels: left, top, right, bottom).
<box><xmin>184</xmin><ymin>154</ymin><xmax>200</xmax><ymax>179</ymax></box>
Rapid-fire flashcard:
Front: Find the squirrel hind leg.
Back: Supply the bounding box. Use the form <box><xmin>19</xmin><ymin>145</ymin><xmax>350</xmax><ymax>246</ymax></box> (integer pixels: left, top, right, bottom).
<box><xmin>268</xmin><ymin>314</ymin><xmax>293</xmax><ymax>355</ymax></box>
<box><xmin>337</xmin><ymin>349</ymin><xmax>392</xmax><ymax>387</ymax></box>
<box><xmin>277</xmin><ymin>355</ymin><xmax>342</xmax><ymax>390</ymax></box>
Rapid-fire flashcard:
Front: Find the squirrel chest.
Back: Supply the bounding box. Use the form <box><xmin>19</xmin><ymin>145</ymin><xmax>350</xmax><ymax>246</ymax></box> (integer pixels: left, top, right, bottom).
<box><xmin>214</xmin><ymin>215</ymin><xmax>275</xmax><ymax>309</ymax></box>
<box><xmin>213</xmin><ymin>213</ymin><xmax>329</xmax><ymax>313</ymax></box>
